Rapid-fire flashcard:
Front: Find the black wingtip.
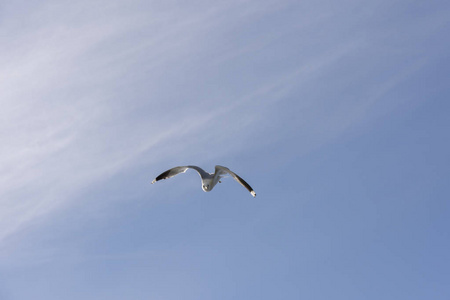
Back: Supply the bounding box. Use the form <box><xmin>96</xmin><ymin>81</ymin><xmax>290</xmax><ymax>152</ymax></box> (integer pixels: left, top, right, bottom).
<box><xmin>154</xmin><ymin>170</ymin><xmax>172</xmax><ymax>182</ymax></box>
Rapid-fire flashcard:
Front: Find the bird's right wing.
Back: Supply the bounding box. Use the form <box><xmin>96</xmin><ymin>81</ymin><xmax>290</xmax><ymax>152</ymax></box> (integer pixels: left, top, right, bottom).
<box><xmin>151</xmin><ymin>166</ymin><xmax>208</xmax><ymax>184</ymax></box>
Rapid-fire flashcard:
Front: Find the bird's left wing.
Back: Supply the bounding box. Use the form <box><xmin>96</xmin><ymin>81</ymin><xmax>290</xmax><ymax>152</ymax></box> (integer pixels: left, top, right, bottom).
<box><xmin>215</xmin><ymin>165</ymin><xmax>256</xmax><ymax>197</ymax></box>
<box><xmin>151</xmin><ymin>166</ymin><xmax>189</xmax><ymax>184</ymax></box>
<box><xmin>151</xmin><ymin>166</ymin><xmax>208</xmax><ymax>184</ymax></box>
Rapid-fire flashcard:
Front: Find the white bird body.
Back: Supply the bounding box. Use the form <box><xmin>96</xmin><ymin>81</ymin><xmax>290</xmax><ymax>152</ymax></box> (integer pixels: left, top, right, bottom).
<box><xmin>152</xmin><ymin>165</ymin><xmax>256</xmax><ymax>197</ymax></box>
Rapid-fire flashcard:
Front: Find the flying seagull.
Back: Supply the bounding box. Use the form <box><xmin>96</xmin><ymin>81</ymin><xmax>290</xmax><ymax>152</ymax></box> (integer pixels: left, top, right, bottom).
<box><xmin>151</xmin><ymin>165</ymin><xmax>256</xmax><ymax>197</ymax></box>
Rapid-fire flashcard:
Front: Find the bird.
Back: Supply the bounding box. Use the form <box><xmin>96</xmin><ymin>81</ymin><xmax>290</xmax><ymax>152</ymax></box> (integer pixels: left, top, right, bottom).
<box><xmin>151</xmin><ymin>165</ymin><xmax>256</xmax><ymax>197</ymax></box>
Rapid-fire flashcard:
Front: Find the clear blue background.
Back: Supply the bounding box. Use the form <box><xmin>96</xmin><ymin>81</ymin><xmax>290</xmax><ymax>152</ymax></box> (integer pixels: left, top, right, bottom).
<box><xmin>1</xmin><ymin>0</ymin><xmax>449</xmax><ymax>299</ymax></box>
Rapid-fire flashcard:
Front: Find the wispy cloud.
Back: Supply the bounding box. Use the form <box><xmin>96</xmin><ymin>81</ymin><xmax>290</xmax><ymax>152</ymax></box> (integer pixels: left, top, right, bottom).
<box><xmin>0</xmin><ymin>0</ymin><xmax>293</xmax><ymax>249</ymax></box>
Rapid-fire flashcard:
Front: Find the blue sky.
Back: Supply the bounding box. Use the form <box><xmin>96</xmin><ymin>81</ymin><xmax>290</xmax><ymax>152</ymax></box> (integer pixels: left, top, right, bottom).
<box><xmin>1</xmin><ymin>0</ymin><xmax>449</xmax><ymax>299</ymax></box>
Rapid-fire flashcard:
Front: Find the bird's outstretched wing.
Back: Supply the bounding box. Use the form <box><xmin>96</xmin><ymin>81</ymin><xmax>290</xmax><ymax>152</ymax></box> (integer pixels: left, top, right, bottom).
<box><xmin>151</xmin><ymin>166</ymin><xmax>208</xmax><ymax>184</ymax></box>
<box><xmin>215</xmin><ymin>165</ymin><xmax>256</xmax><ymax>197</ymax></box>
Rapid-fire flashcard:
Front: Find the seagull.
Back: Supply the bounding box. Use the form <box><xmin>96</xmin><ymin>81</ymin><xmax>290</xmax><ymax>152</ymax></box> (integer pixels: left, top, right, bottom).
<box><xmin>151</xmin><ymin>165</ymin><xmax>256</xmax><ymax>197</ymax></box>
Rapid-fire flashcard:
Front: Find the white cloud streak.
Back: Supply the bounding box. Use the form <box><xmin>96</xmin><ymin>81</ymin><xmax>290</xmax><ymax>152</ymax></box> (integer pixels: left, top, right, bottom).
<box><xmin>0</xmin><ymin>0</ymin><xmax>292</xmax><ymax>248</ymax></box>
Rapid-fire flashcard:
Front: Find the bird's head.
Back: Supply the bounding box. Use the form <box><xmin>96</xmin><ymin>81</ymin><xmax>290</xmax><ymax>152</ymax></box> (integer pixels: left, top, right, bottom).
<box><xmin>202</xmin><ymin>184</ymin><xmax>211</xmax><ymax>192</ymax></box>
